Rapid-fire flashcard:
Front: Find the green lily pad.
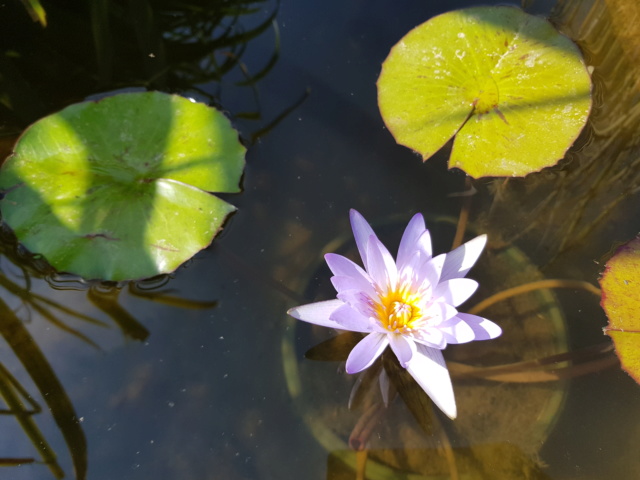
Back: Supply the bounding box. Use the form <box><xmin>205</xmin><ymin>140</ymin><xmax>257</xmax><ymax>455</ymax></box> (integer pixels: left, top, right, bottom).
<box><xmin>600</xmin><ymin>236</ymin><xmax>640</xmax><ymax>384</ymax></box>
<box><xmin>0</xmin><ymin>91</ymin><xmax>245</xmax><ymax>281</ymax></box>
<box><xmin>377</xmin><ymin>6</ymin><xmax>592</xmax><ymax>178</ymax></box>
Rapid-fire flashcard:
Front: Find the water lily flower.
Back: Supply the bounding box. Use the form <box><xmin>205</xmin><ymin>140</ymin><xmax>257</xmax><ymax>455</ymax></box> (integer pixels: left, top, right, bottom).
<box><xmin>287</xmin><ymin>209</ymin><xmax>501</xmax><ymax>419</ymax></box>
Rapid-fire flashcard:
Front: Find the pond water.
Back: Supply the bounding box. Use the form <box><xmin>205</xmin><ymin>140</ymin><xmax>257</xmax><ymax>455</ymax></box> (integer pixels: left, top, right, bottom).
<box><xmin>1</xmin><ymin>0</ymin><xmax>640</xmax><ymax>479</ymax></box>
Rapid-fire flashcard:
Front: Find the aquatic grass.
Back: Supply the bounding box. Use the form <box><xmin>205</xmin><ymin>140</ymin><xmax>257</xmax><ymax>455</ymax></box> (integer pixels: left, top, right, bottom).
<box><xmin>0</xmin><ymin>298</ymin><xmax>87</xmax><ymax>479</ymax></box>
<box><xmin>0</xmin><ymin>362</ymin><xmax>62</xmax><ymax>478</ymax></box>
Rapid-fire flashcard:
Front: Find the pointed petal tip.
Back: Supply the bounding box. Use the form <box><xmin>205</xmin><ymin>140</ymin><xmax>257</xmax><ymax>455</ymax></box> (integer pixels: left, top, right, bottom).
<box><xmin>467</xmin><ymin>233</ymin><xmax>487</xmax><ymax>253</ymax></box>
<box><xmin>443</xmin><ymin>404</ymin><xmax>458</xmax><ymax>420</ymax></box>
<box><xmin>455</xmin><ymin>312</ymin><xmax>502</xmax><ymax>341</ymax></box>
<box><xmin>286</xmin><ymin>299</ymin><xmax>346</xmax><ymax>329</ymax></box>
<box><xmin>440</xmin><ymin>234</ymin><xmax>488</xmax><ymax>281</ymax></box>
<box><xmin>349</xmin><ymin>210</ymin><xmax>376</xmax><ymax>271</ymax></box>
<box><xmin>486</xmin><ymin>321</ymin><xmax>502</xmax><ymax>339</ymax></box>
<box><xmin>349</xmin><ymin>208</ymin><xmax>363</xmax><ymax>221</ymax></box>
<box><xmin>407</xmin><ymin>346</ymin><xmax>457</xmax><ymax>420</ymax></box>
<box><xmin>410</xmin><ymin>212</ymin><xmax>425</xmax><ymax>224</ymax></box>
<box><xmin>431</xmin><ymin>386</ymin><xmax>458</xmax><ymax>419</ymax></box>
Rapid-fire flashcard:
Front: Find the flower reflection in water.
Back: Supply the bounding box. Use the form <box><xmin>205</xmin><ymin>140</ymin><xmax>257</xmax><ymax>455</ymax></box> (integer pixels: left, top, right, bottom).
<box><xmin>288</xmin><ymin>209</ymin><xmax>501</xmax><ymax>418</ymax></box>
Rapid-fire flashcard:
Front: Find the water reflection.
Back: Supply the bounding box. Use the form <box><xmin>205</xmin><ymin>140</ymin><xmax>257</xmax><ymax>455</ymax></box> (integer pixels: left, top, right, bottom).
<box><xmin>1</xmin><ymin>0</ymin><xmax>640</xmax><ymax>478</ymax></box>
<box><xmin>0</xmin><ymin>1</ymin><xmax>280</xmax><ymax>478</ymax></box>
<box><xmin>282</xmin><ymin>214</ymin><xmax>614</xmax><ymax>478</ymax></box>
<box><xmin>0</xmin><ymin>247</ymin><xmax>218</xmax><ymax>479</ymax></box>
<box><xmin>0</xmin><ymin>0</ymin><xmax>281</xmax><ymax>131</ymax></box>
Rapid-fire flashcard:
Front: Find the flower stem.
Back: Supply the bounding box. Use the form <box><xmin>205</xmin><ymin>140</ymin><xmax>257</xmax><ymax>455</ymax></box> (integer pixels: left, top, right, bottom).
<box><xmin>431</xmin><ymin>412</ymin><xmax>460</xmax><ymax>480</ymax></box>
<box><xmin>449</xmin><ymin>341</ymin><xmax>616</xmax><ymax>382</ymax></box>
<box><xmin>468</xmin><ymin>279</ymin><xmax>601</xmax><ymax>315</ymax></box>
<box><xmin>451</xmin><ymin>177</ymin><xmax>473</xmax><ymax>250</ymax></box>
<box><xmin>348</xmin><ymin>402</ymin><xmax>386</xmax><ymax>451</ymax></box>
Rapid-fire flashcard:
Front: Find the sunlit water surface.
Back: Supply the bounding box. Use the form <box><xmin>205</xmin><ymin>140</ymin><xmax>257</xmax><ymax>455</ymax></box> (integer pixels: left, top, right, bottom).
<box><xmin>1</xmin><ymin>0</ymin><xmax>639</xmax><ymax>479</ymax></box>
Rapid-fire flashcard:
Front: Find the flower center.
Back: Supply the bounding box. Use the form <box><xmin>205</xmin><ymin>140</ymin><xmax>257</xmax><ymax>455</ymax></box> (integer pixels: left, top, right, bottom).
<box><xmin>375</xmin><ymin>288</ymin><xmax>422</xmax><ymax>333</ymax></box>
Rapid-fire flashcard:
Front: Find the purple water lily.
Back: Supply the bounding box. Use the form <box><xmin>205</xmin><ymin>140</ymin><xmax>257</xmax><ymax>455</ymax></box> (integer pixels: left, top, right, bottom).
<box><xmin>288</xmin><ymin>209</ymin><xmax>501</xmax><ymax>418</ymax></box>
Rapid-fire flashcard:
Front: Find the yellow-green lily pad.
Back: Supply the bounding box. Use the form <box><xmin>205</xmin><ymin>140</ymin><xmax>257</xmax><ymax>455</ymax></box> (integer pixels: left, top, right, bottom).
<box><xmin>600</xmin><ymin>236</ymin><xmax>640</xmax><ymax>384</ymax></box>
<box><xmin>377</xmin><ymin>6</ymin><xmax>592</xmax><ymax>178</ymax></box>
<box><xmin>0</xmin><ymin>92</ymin><xmax>245</xmax><ymax>281</ymax></box>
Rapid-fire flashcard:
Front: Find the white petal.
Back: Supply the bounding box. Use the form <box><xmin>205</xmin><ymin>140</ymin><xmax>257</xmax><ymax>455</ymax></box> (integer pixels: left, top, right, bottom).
<box><xmin>416</xmin><ymin>230</ymin><xmax>433</xmax><ymax>260</ymax></box>
<box><xmin>325</xmin><ymin>253</ymin><xmax>373</xmax><ymax>288</ymax></box>
<box><xmin>331</xmin><ymin>275</ymin><xmax>360</xmax><ymax>293</ymax></box>
<box><xmin>421</xmin><ymin>300</ymin><xmax>458</xmax><ymax>324</ymax></box>
<box><xmin>346</xmin><ymin>332</ymin><xmax>389</xmax><ymax>374</ymax></box>
<box><xmin>287</xmin><ymin>299</ymin><xmax>346</xmax><ymax>329</ymax></box>
<box><xmin>418</xmin><ymin>253</ymin><xmax>446</xmax><ymax>289</ymax></box>
<box><xmin>439</xmin><ymin>317</ymin><xmax>476</xmax><ymax>344</ymax></box>
<box><xmin>397</xmin><ymin>213</ymin><xmax>426</xmax><ymax>269</ymax></box>
<box><xmin>406</xmin><ymin>344</ymin><xmax>457</xmax><ymax>419</ymax></box>
<box><xmin>349</xmin><ymin>209</ymin><xmax>376</xmax><ymax>271</ymax></box>
<box><xmin>389</xmin><ymin>334</ymin><xmax>417</xmax><ymax>368</ymax></box>
<box><xmin>366</xmin><ymin>235</ymin><xmax>398</xmax><ymax>288</ymax></box>
<box><xmin>330</xmin><ymin>274</ymin><xmax>376</xmax><ymax>298</ymax></box>
<box><xmin>336</xmin><ymin>290</ymin><xmax>378</xmax><ymax>319</ymax></box>
<box><xmin>412</xmin><ymin>327</ymin><xmax>447</xmax><ymax>349</ymax></box>
<box><xmin>398</xmin><ymin>250</ymin><xmax>422</xmax><ymax>284</ymax></box>
<box><xmin>330</xmin><ymin>303</ymin><xmax>376</xmax><ymax>332</ymax></box>
<box><xmin>440</xmin><ymin>234</ymin><xmax>487</xmax><ymax>281</ymax></box>
<box><xmin>456</xmin><ymin>312</ymin><xmax>502</xmax><ymax>340</ymax></box>
<box><xmin>433</xmin><ymin>278</ymin><xmax>479</xmax><ymax>307</ymax></box>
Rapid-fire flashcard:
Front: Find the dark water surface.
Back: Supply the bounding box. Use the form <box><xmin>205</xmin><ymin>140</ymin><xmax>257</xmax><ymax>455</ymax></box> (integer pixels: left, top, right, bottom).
<box><xmin>1</xmin><ymin>0</ymin><xmax>639</xmax><ymax>479</ymax></box>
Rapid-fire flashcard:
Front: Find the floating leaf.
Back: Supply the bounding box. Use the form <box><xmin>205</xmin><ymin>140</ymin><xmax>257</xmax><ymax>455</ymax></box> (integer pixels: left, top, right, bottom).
<box><xmin>600</xmin><ymin>235</ymin><xmax>640</xmax><ymax>384</ymax></box>
<box><xmin>0</xmin><ymin>92</ymin><xmax>245</xmax><ymax>281</ymax></box>
<box><xmin>377</xmin><ymin>6</ymin><xmax>592</xmax><ymax>177</ymax></box>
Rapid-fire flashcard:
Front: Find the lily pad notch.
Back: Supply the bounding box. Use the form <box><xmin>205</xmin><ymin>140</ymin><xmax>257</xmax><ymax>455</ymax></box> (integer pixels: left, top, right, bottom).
<box><xmin>377</xmin><ymin>6</ymin><xmax>592</xmax><ymax>178</ymax></box>
<box><xmin>0</xmin><ymin>91</ymin><xmax>246</xmax><ymax>281</ymax></box>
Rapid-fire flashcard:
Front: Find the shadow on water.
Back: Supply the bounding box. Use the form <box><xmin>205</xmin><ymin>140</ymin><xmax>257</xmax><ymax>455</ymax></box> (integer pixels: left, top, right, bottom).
<box><xmin>0</xmin><ymin>1</ymin><xmax>283</xmax><ymax>479</ymax></box>
<box><xmin>0</xmin><ymin>95</ymin><xmax>221</xmax><ymax>480</ymax></box>
<box><xmin>0</xmin><ymin>239</ymin><xmax>219</xmax><ymax>479</ymax></box>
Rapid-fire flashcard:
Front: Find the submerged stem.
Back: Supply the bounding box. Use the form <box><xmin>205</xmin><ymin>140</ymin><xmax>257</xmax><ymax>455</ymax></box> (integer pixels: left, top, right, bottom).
<box><xmin>468</xmin><ymin>279</ymin><xmax>601</xmax><ymax>315</ymax></box>
<box><xmin>348</xmin><ymin>402</ymin><xmax>387</xmax><ymax>451</ymax></box>
<box><xmin>431</xmin><ymin>412</ymin><xmax>460</xmax><ymax>480</ymax></box>
<box><xmin>449</xmin><ymin>342</ymin><xmax>616</xmax><ymax>382</ymax></box>
<box><xmin>451</xmin><ymin>177</ymin><xmax>473</xmax><ymax>250</ymax></box>
<box><xmin>355</xmin><ymin>450</ymin><xmax>368</xmax><ymax>480</ymax></box>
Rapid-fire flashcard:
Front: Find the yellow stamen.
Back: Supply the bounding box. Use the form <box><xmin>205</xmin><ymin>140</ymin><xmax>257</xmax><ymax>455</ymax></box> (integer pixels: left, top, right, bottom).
<box><xmin>375</xmin><ymin>285</ymin><xmax>422</xmax><ymax>333</ymax></box>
